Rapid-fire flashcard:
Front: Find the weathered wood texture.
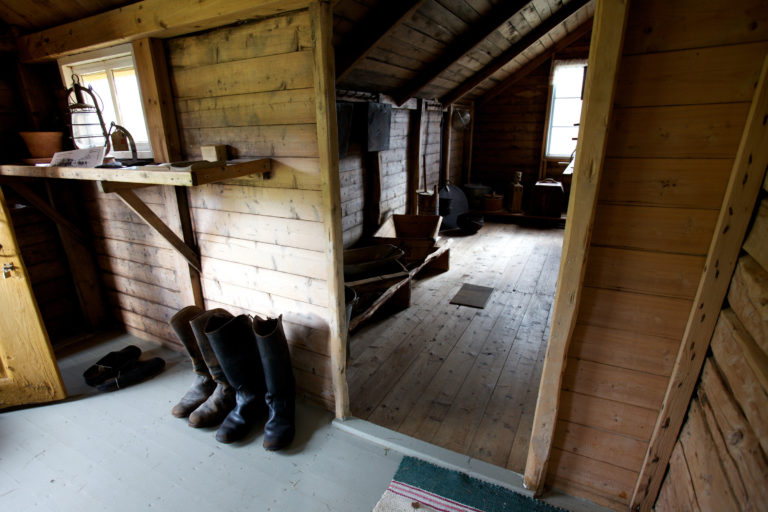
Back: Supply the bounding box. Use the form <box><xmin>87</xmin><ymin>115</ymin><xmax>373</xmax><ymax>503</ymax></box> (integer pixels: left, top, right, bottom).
<box><xmin>85</xmin><ymin>11</ymin><xmax>335</xmax><ymax>410</ymax></box>
<box><xmin>338</xmin><ymin>102</ymin><xmax>444</xmax><ymax>248</ymax></box>
<box><xmin>546</xmin><ymin>0</ymin><xmax>768</xmax><ymax>509</ymax></box>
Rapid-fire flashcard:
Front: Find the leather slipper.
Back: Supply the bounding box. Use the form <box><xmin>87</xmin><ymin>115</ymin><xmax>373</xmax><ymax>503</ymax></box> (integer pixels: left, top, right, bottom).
<box><xmin>96</xmin><ymin>357</ymin><xmax>166</xmax><ymax>392</ymax></box>
<box><xmin>83</xmin><ymin>345</ymin><xmax>142</xmax><ymax>386</ymax></box>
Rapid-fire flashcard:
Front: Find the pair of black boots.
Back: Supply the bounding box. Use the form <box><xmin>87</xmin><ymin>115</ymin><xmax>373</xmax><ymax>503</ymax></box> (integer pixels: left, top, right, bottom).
<box><xmin>169</xmin><ymin>306</ymin><xmax>295</xmax><ymax>450</ymax></box>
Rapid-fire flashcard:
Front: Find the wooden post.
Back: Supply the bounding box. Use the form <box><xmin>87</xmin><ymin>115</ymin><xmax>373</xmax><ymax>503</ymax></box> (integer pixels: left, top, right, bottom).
<box><xmin>132</xmin><ymin>38</ymin><xmax>181</xmax><ymax>163</ymax></box>
<box><xmin>523</xmin><ymin>0</ymin><xmax>630</xmax><ymax>495</ymax></box>
<box><xmin>310</xmin><ymin>0</ymin><xmax>350</xmax><ymax>419</ymax></box>
<box><xmin>462</xmin><ymin>102</ymin><xmax>474</xmax><ymax>185</ymax></box>
<box><xmin>364</xmin><ymin>151</ymin><xmax>383</xmax><ymax>234</ymax></box>
<box><xmin>441</xmin><ymin>105</ymin><xmax>454</xmax><ymax>186</ymax></box>
<box><xmin>163</xmin><ymin>186</ymin><xmax>204</xmax><ymax>307</ymax></box>
<box><xmin>630</xmin><ymin>53</ymin><xmax>768</xmax><ymax>512</ymax></box>
<box><xmin>407</xmin><ymin>99</ymin><xmax>424</xmax><ymax>214</ymax></box>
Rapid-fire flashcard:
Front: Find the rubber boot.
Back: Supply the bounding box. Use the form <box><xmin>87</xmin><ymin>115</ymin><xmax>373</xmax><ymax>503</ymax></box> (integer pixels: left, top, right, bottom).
<box><xmin>187</xmin><ymin>309</ymin><xmax>236</xmax><ymax>428</ymax></box>
<box><xmin>253</xmin><ymin>315</ymin><xmax>295</xmax><ymax>450</ymax></box>
<box><xmin>206</xmin><ymin>314</ymin><xmax>268</xmax><ymax>444</ymax></box>
<box><xmin>169</xmin><ymin>306</ymin><xmax>216</xmax><ymax>418</ymax></box>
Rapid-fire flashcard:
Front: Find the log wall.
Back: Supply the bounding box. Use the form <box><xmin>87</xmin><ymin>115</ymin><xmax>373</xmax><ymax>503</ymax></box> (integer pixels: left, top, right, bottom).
<box><xmin>654</xmin><ymin>192</ymin><xmax>768</xmax><ymax>511</ymax></box>
<box><xmin>546</xmin><ymin>0</ymin><xmax>768</xmax><ymax>509</ymax></box>
<box><xmin>82</xmin><ymin>10</ymin><xmax>336</xmax><ymax>409</ymax></box>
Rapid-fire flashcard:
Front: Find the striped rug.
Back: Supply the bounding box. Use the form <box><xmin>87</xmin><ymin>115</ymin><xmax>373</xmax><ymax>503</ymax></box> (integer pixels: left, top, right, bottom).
<box><xmin>374</xmin><ymin>457</ymin><xmax>565</xmax><ymax>512</ymax></box>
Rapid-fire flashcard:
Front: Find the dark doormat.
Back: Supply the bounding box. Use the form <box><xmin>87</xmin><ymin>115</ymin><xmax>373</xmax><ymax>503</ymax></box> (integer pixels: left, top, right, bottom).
<box><xmin>374</xmin><ymin>456</ymin><xmax>567</xmax><ymax>512</ymax></box>
<box><xmin>450</xmin><ymin>283</ymin><xmax>494</xmax><ymax>309</ymax></box>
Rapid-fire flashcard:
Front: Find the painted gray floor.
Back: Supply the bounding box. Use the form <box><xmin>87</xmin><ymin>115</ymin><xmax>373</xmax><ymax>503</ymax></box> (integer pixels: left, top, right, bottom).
<box><xmin>0</xmin><ymin>333</ymin><xmax>402</xmax><ymax>511</ymax></box>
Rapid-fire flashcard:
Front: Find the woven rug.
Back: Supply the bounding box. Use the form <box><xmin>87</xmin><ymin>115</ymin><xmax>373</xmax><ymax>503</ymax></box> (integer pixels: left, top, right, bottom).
<box><xmin>374</xmin><ymin>457</ymin><xmax>565</xmax><ymax>512</ymax></box>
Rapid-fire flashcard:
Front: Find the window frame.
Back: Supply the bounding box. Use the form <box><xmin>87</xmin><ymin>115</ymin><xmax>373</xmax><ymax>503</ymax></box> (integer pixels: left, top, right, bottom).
<box><xmin>58</xmin><ymin>44</ymin><xmax>153</xmax><ymax>159</ymax></box>
<box><xmin>543</xmin><ymin>59</ymin><xmax>587</xmax><ymax>161</ymax></box>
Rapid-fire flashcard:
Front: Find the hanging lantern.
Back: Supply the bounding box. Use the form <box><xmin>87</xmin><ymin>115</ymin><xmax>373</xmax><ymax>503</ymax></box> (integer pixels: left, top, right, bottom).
<box><xmin>65</xmin><ymin>74</ymin><xmax>110</xmax><ymax>152</ymax></box>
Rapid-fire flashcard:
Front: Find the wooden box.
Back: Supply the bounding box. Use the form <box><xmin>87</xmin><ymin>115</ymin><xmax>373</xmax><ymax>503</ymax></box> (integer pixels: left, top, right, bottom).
<box><xmin>373</xmin><ymin>214</ymin><xmax>442</xmax><ymax>263</ymax></box>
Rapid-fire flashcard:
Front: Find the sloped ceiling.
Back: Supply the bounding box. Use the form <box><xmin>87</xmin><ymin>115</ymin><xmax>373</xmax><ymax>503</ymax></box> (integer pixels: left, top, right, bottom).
<box><xmin>0</xmin><ymin>0</ymin><xmax>594</xmax><ymax>104</ymax></box>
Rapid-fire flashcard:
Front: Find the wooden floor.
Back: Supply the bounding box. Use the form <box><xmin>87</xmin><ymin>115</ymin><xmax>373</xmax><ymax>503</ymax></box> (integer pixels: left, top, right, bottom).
<box><xmin>348</xmin><ymin>222</ymin><xmax>564</xmax><ymax>473</ymax></box>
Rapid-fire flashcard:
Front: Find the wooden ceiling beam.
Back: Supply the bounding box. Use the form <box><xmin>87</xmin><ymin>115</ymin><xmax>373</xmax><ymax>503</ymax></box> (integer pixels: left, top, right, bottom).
<box><xmin>16</xmin><ymin>0</ymin><xmax>310</xmax><ymax>63</ymax></box>
<box><xmin>440</xmin><ymin>0</ymin><xmax>591</xmax><ymax>106</ymax></box>
<box><xmin>335</xmin><ymin>0</ymin><xmax>427</xmax><ymax>82</ymax></box>
<box><xmin>393</xmin><ymin>0</ymin><xmax>530</xmax><ymax>105</ymax></box>
<box><xmin>479</xmin><ymin>17</ymin><xmax>593</xmax><ymax>106</ymax></box>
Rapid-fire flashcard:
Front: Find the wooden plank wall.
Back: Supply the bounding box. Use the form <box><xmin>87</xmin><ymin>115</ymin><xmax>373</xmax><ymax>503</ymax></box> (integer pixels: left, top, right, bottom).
<box><xmin>654</xmin><ymin>193</ymin><xmax>768</xmax><ymax>511</ymax></box>
<box><xmin>472</xmin><ymin>60</ymin><xmax>549</xmax><ymax>196</ymax></box>
<box><xmin>338</xmin><ymin>101</ymin><xmax>444</xmax><ymax>248</ymax></box>
<box><xmin>545</xmin><ymin>0</ymin><xmax>768</xmax><ymax>509</ymax></box>
<box><xmin>82</xmin><ymin>10</ymin><xmax>336</xmax><ymax>409</ymax></box>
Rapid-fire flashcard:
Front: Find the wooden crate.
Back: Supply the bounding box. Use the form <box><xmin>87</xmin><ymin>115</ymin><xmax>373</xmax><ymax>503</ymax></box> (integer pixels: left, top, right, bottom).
<box><xmin>373</xmin><ymin>214</ymin><xmax>442</xmax><ymax>263</ymax></box>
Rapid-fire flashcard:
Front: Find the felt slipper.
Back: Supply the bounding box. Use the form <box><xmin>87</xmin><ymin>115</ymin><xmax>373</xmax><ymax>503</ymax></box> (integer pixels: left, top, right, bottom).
<box><xmin>83</xmin><ymin>345</ymin><xmax>142</xmax><ymax>386</ymax></box>
<box><xmin>96</xmin><ymin>357</ymin><xmax>166</xmax><ymax>392</ymax></box>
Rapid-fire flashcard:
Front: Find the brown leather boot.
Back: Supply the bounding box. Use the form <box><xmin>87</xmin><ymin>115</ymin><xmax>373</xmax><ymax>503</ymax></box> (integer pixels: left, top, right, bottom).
<box><xmin>169</xmin><ymin>306</ymin><xmax>216</xmax><ymax>418</ymax></box>
<box><xmin>187</xmin><ymin>309</ymin><xmax>236</xmax><ymax>428</ymax></box>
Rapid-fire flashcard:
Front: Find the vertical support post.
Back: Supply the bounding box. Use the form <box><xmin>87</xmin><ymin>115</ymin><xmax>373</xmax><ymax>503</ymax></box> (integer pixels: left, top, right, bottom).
<box><xmin>441</xmin><ymin>104</ymin><xmax>454</xmax><ymax>185</ymax></box>
<box><xmin>523</xmin><ymin>0</ymin><xmax>630</xmax><ymax>495</ymax></box>
<box><xmin>364</xmin><ymin>150</ymin><xmax>383</xmax><ymax>233</ymax></box>
<box><xmin>407</xmin><ymin>98</ymin><xmax>424</xmax><ymax>214</ymax></box>
<box><xmin>310</xmin><ymin>0</ymin><xmax>350</xmax><ymax>419</ymax></box>
<box><xmin>462</xmin><ymin>101</ymin><xmax>474</xmax><ymax>185</ymax></box>
<box><xmin>132</xmin><ymin>38</ymin><xmax>181</xmax><ymax>163</ymax></box>
<box><xmin>163</xmin><ymin>186</ymin><xmax>204</xmax><ymax>307</ymax></box>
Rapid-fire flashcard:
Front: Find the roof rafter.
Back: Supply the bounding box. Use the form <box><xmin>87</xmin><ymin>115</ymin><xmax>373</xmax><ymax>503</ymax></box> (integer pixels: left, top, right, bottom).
<box><xmin>441</xmin><ymin>0</ymin><xmax>592</xmax><ymax>106</ymax></box>
<box><xmin>335</xmin><ymin>0</ymin><xmax>428</xmax><ymax>82</ymax></box>
<box><xmin>479</xmin><ymin>17</ymin><xmax>593</xmax><ymax>106</ymax></box>
<box><xmin>393</xmin><ymin>0</ymin><xmax>530</xmax><ymax>105</ymax></box>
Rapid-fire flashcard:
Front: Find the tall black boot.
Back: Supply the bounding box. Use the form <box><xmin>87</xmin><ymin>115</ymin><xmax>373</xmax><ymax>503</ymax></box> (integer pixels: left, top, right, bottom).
<box><xmin>169</xmin><ymin>306</ymin><xmax>216</xmax><ymax>418</ymax></box>
<box><xmin>206</xmin><ymin>314</ymin><xmax>268</xmax><ymax>444</ymax></box>
<box><xmin>253</xmin><ymin>315</ymin><xmax>295</xmax><ymax>451</ymax></box>
<box><xmin>188</xmin><ymin>309</ymin><xmax>236</xmax><ymax>428</ymax></box>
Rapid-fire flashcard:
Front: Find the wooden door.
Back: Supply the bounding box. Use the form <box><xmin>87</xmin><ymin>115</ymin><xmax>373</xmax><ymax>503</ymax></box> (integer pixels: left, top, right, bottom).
<box><xmin>0</xmin><ymin>187</ymin><xmax>66</xmax><ymax>409</ymax></box>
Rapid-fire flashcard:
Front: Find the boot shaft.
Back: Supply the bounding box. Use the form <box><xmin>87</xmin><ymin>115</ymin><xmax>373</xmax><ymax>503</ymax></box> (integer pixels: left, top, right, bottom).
<box><xmin>253</xmin><ymin>315</ymin><xmax>295</xmax><ymax>396</ymax></box>
<box><xmin>206</xmin><ymin>314</ymin><xmax>266</xmax><ymax>393</ymax></box>
<box><xmin>190</xmin><ymin>309</ymin><xmax>232</xmax><ymax>382</ymax></box>
<box><xmin>169</xmin><ymin>305</ymin><xmax>207</xmax><ymax>375</ymax></box>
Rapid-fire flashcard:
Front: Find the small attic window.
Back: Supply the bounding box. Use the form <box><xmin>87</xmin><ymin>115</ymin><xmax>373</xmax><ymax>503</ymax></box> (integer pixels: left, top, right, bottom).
<box><xmin>545</xmin><ymin>60</ymin><xmax>587</xmax><ymax>159</ymax></box>
<box><xmin>59</xmin><ymin>44</ymin><xmax>153</xmax><ymax>159</ymax></box>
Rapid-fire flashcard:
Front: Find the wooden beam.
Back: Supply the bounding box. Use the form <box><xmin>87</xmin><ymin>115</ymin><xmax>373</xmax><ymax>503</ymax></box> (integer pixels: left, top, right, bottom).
<box><xmin>163</xmin><ymin>186</ymin><xmax>204</xmax><ymax>307</ymax></box>
<box><xmin>630</xmin><ymin>52</ymin><xmax>768</xmax><ymax>512</ymax></box>
<box><xmin>480</xmin><ymin>18</ymin><xmax>593</xmax><ymax>106</ymax></box>
<box><xmin>394</xmin><ymin>0</ymin><xmax>530</xmax><ymax>105</ymax></box>
<box><xmin>132</xmin><ymin>38</ymin><xmax>182</xmax><ymax>163</ymax></box>
<box><xmin>8</xmin><ymin>182</ymin><xmax>89</xmax><ymax>245</ymax></box>
<box><xmin>441</xmin><ymin>105</ymin><xmax>454</xmax><ymax>185</ymax></box>
<box><xmin>114</xmin><ymin>189</ymin><xmax>202</xmax><ymax>272</ymax></box>
<box><xmin>441</xmin><ymin>0</ymin><xmax>591</xmax><ymax>106</ymax></box>
<box><xmin>17</xmin><ymin>0</ymin><xmax>310</xmax><ymax>63</ymax></box>
<box><xmin>336</xmin><ymin>0</ymin><xmax>427</xmax><ymax>82</ymax></box>
<box><xmin>364</xmin><ymin>151</ymin><xmax>383</xmax><ymax>235</ymax></box>
<box><xmin>523</xmin><ymin>0</ymin><xmax>630</xmax><ymax>496</ymax></box>
<box><xmin>310</xmin><ymin>0</ymin><xmax>349</xmax><ymax>419</ymax></box>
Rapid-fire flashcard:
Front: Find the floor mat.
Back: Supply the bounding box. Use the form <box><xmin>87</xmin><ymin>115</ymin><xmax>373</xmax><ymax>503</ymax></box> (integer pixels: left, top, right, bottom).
<box><xmin>374</xmin><ymin>456</ymin><xmax>566</xmax><ymax>512</ymax></box>
<box><xmin>450</xmin><ymin>283</ymin><xmax>494</xmax><ymax>309</ymax></box>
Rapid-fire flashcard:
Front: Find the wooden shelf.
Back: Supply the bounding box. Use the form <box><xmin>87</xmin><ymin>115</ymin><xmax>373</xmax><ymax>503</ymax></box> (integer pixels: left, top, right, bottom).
<box><xmin>347</xmin><ymin>240</ymin><xmax>451</xmax><ymax>331</ymax></box>
<box><xmin>0</xmin><ymin>158</ymin><xmax>272</xmax><ymax>187</ymax></box>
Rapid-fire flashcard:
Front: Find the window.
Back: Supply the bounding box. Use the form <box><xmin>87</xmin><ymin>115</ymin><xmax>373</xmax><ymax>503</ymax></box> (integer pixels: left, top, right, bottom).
<box><xmin>59</xmin><ymin>44</ymin><xmax>152</xmax><ymax>158</ymax></box>
<box><xmin>545</xmin><ymin>60</ymin><xmax>587</xmax><ymax>159</ymax></box>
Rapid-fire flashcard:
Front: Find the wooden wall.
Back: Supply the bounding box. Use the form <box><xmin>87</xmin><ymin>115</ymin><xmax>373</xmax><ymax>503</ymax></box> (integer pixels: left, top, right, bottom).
<box><xmin>472</xmin><ymin>60</ymin><xmax>549</xmax><ymax>195</ymax></box>
<box><xmin>338</xmin><ymin>100</ymin><xmax>444</xmax><ymax>248</ymax></box>
<box><xmin>654</xmin><ymin>188</ymin><xmax>768</xmax><ymax>510</ymax></box>
<box><xmin>545</xmin><ymin>0</ymin><xmax>768</xmax><ymax>509</ymax></box>
<box><xmin>82</xmin><ymin>10</ymin><xmax>336</xmax><ymax>409</ymax></box>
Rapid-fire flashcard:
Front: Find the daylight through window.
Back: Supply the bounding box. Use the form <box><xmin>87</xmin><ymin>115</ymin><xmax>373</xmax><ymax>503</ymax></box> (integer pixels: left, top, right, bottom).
<box><xmin>545</xmin><ymin>60</ymin><xmax>587</xmax><ymax>159</ymax></box>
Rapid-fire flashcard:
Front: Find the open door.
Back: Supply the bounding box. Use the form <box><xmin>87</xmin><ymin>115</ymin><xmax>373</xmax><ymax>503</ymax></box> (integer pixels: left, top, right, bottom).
<box><xmin>0</xmin><ymin>187</ymin><xmax>66</xmax><ymax>409</ymax></box>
